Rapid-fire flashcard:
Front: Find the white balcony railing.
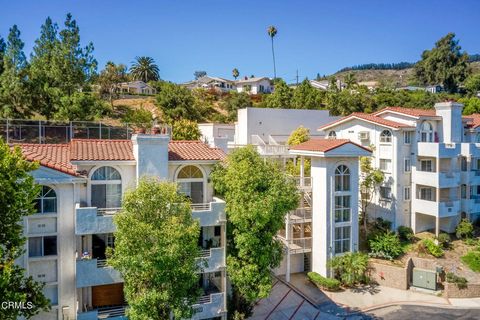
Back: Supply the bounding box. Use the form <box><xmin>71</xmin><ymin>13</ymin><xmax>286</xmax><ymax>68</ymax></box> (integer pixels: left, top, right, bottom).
<box><xmin>97</xmin><ymin>207</ymin><xmax>121</xmax><ymax>216</ymax></box>
<box><xmin>293</xmin><ymin>176</ymin><xmax>312</xmax><ymax>189</ymax></box>
<box><xmin>191</xmin><ymin>203</ymin><xmax>212</xmax><ymax>211</ymax></box>
<box><xmin>412</xmin><ymin>198</ymin><xmax>460</xmax><ymax>218</ymax></box>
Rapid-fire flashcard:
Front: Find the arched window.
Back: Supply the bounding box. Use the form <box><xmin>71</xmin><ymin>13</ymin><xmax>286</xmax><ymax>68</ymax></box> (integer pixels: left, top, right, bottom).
<box><xmin>91</xmin><ymin>166</ymin><xmax>122</xmax><ymax>209</ymax></box>
<box><xmin>380</xmin><ymin>130</ymin><xmax>392</xmax><ymax>143</ymax></box>
<box><xmin>335</xmin><ymin>165</ymin><xmax>350</xmax><ymax>192</ymax></box>
<box><xmin>420</xmin><ymin>121</ymin><xmax>433</xmax><ymax>142</ymax></box>
<box><xmin>35</xmin><ymin>186</ymin><xmax>57</xmax><ymax>214</ymax></box>
<box><xmin>328</xmin><ymin>131</ymin><xmax>337</xmax><ymax>139</ymax></box>
<box><xmin>176</xmin><ymin>165</ymin><xmax>205</xmax><ymax>203</ymax></box>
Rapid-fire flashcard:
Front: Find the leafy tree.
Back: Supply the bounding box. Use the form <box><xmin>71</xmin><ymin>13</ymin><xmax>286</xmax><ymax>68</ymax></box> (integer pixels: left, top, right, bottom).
<box><xmin>211</xmin><ymin>147</ymin><xmax>298</xmax><ymax>309</ymax></box>
<box><xmin>97</xmin><ymin>61</ymin><xmax>128</xmax><ymax>106</ymax></box>
<box><xmin>326</xmin><ymin>88</ymin><xmax>373</xmax><ymax>115</ymax></box>
<box><xmin>291</xmin><ymin>79</ymin><xmax>323</xmax><ymax>109</ymax></box>
<box><xmin>344</xmin><ymin>73</ymin><xmax>357</xmax><ymax>89</ymax></box>
<box><xmin>460</xmin><ymin>97</ymin><xmax>480</xmax><ymax>115</ymax></box>
<box><xmin>328</xmin><ymin>252</ymin><xmax>369</xmax><ymax>287</ymax></box>
<box><xmin>156</xmin><ymin>82</ymin><xmax>200</xmax><ymax>121</ymax></box>
<box><xmin>267</xmin><ymin>26</ymin><xmax>277</xmax><ymax>79</ymax></box>
<box><xmin>359</xmin><ymin>156</ymin><xmax>384</xmax><ymax>232</ymax></box>
<box><xmin>172</xmin><ymin>119</ymin><xmax>201</xmax><ymax>140</ymax></box>
<box><xmin>232</xmin><ymin>68</ymin><xmax>239</xmax><ymax>80</ymax></box>
<box><xmin>414</xmin><ymin>33</ymin><xmax>470</xmax><ymax>93</ymax></box>
<box><xmin>287</xmin><ymin>126</ymin><xmax>310</xmax><ymax>146</ymax></box>
<box><xmin>264</xmin><ymin>79</ymin><xmax>292</xmax><ymax>109</ymax></box>
<box><xmin>122</xmin><ymin>108</ymin><xmax>153</xmax><ymax>130</ymax></box>
<box><xmin>464</xmin><ymin>74</ymin><xmax>480</xmax><ymax>96</ymax></box>
<box><xmin>0</xmin><ymin>36</ymin><xmax>6</xmax><ymax>76</ymax></box>
<box><xmin>194</xmin><ymin>70</ymin><xmax>207</xmax><ymax>79</ymax></box>
<box><xmin>222</xmin><ymin>91</ymin><xmax>252</xmax><ymax>121</ymax></box>
<box><xmin>130</xmin><ymin>56</ymin><xmax>160</xmax><ymax>82</ymax></box>
<box><xmin>55</xmin><ymin>92</ymin><xmax>109</xmax><ymax>121</ymax></box>
<box><xmin>0</xmin><ymin>25</ymin><xmax>31</xmax><ymax>118</ymax></box>
<box><xmin>107</xmin><ymin>179</ymin><xmax>201</xmax><ymax>320</ymax></box>
<box><xmin>0</xmin><ymin>141</ymin><xmax>50</xmax><ymax>319</ymax></box>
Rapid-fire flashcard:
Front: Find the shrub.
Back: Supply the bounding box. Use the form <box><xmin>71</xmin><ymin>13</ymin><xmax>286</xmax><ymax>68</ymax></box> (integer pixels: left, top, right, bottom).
<box><xmin>397</xmin><ymin>226</ymin><xmax>414</xmax><ymax>242</ymax></box>
<box><xmin>446</xmin><ymin>272</ymin><xmax>468</xmax><ymax>289</ymax></box>
<box><xmin>422</xmin><ymin>239</ymin><xmax>444</xmax><ymax>257</ymax></box>
<box><xmin>456</xmin><ymin>219</ymin><xmax>474</xmax><ymax>239</ymax></box>
<box><xmin>307</xmin><ymin>272</ymin><xmax>341</xmax><ymax>291</ymax></box>
<box><xmin>464</xmin><ymin>238</ymin><xmax>480</xmax><ymax>247</ymax></box>
<box><xmin>461</xmin><ymin>251</ymin><xmax>480</xmax><ymax>272</ymax></box>
<box><xmin>369</xmin><ymin>231</ymin><xmax>403</xmax><ymax>260</ymax></box>
<box><xmin>328</xmin><ymin>252</ymin><xmax>369</xmax><ymax>287</ymax></box>
<box><xmin>436</xmin><ymin>233</ymin><xmax>451</xmax><ymax>249</ymax></box>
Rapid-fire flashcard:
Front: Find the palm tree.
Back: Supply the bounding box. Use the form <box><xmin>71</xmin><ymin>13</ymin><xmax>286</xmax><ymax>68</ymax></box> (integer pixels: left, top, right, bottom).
<box><xmin>232</xmin><ymin>68</ymin><xmax>239</xmax><ymax>80</ymax></box>
<box><xmin>344</xmin><ymin>73</ymin><xmax>357</xmax><ymax>89</ymax></box>
<box><xmin>267</xmin><ymin>26</ymin><xmax>278</xmax><ymax>79</ymax></box>
<box><xmin>130</xmin><ymin>56</ymin><xmax>160</xmax><ymax>82</ymax></box>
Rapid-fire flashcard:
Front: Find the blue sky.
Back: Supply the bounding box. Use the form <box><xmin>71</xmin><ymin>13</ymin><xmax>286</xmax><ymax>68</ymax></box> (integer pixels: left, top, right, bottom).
<box><xmin>1</xmin><ymin>0</ymin><xmax>479</xmax><ymax>83</ymax></box>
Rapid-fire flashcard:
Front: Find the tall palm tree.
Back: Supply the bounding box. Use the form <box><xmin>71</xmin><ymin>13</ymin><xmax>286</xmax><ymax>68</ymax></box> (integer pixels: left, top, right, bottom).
<box><xmin>232</xmin><ymin>68</ymin><xmax>239</xmax><ymax>80</ymax></box>
<box><xmin>267</xmin><ymin>26</ymin><xmax>277</xmax><ymax>79</ymax></box>
<box><xmin>130</xmin><ymin>56</ymin><xmax>160</xmax><ymax>82</ymax></box>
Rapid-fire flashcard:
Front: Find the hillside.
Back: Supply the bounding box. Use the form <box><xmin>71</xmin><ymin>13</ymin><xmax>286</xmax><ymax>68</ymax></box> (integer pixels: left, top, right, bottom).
<box><xmin>334</xmin><ymin>61</ymin><xmax>480</xmax><ymax>87</ymax></box>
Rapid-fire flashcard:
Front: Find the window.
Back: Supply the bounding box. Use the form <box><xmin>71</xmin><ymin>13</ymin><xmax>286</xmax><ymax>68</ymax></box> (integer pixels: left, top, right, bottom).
<box><xmin>334</xmin><ymin>226</ymin><xmax>351</xmax><ymax>254</ymax></box>
<box><xmin>91</xmin><ymin>167</ymin><xmax>122</xmax><ymax>209</ymax></box>
<box><xmin>404</xmin><ymin>186</ymin><xmax>411</xmax><ymax>201</ymax></box>
<box><xmin>461</xmin><ymin>157</ymin><xmax>468</xmax><ymax>172</ymax></box>
<box><xmin>420</xmin><ymin>121</ymin><xmax>434</xmax><ymax>142</ymax></box>
<box><xmin>35</xmin><ymin>186</ymin><xmax>57</xmax><ymax>214</ymax></box>
<box><xmin>28</xmin><ymin>236</ymin><xmax>57</xmax><ymax>257</ymax></box>
<box><xmin>404</xmin><ymin>158</ymin><xmax>411</xmax><ymax>172</ymax></box>
<box><xmin>380</xmin><ymin>186</ymin><xmax>392</xmax><ymax>200</ymax></box>
<box><xmin>403</xmin><ymin>131</ymin><xmax>412</xmax><ymax>144</ymax></box>
<box><xmin>461</xmin><ymin>184</ymin><xmax>467</xmax><ymax>199</ymax></box>
<box><xmin>335</xmin><ymin>165</ymin><xmax>350</xmax><ymax>192</ymax></box>
<box><xmin>420</xmin><ymin>187</ymin><xmax>434</xmax><ymax>201</ymax></box>
<box><xmin>334</xmin><ymin>195</ymin><xmax>351</xmax><ymax>223</ymax></box>
<box><xmin>420</xmin><ymin>160</ymin><xmax>433</xmax><ymax>172</ymax></box>
<box><xmin>177</xmin><ymin>165</ymin><xmax>205</xmax><ymax>203</ymax></box>
<box><xmin>379</xmin><ymin>159</ymin><xmax>392</xmax><ymax>172</ymax></box>
<box><xmin>328</xmin><ymin>131</ymin><xmax>337</xmax><ymax>139</ymax></box>
<box><xmin>380</xmin><ymin>130</ymin><xmax>392</xmax><ymax>143</ymax></box>
<box><xmin>214</xmin><ymin>226</ymin><xmax>221</xmax><ymax>237</ymax></box>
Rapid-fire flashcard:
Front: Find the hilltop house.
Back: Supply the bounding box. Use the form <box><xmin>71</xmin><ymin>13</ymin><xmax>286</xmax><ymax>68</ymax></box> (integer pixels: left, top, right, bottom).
<box><xmin>182</xmin><ymin>76</ymin><xmax>236</xmax><ymax>92</ymax></box>
<box><xmin>236</xmin><ymin>77</ymin><xmax>273</xmax><ymax>94</ymax></box>
<box><xmin>117</xmin><ymin>81</ymin><xmax>157</xmax><ymax>95</ymax></box>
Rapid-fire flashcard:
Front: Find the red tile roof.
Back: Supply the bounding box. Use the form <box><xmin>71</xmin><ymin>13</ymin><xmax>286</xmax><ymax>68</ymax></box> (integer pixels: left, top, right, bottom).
<box><xmin>319</xmin><ymin>112</ymin><xmax>413</xmax><ymax>130</ymax></box>
<box><xmin>13</xmin><ymin>138</ymin><xmax>225</xmax><ymax>176</ymax></box>
<box><xmin>290</xmin><ymin>138</ymin><xmax>371</xmax><ymax>153</ymax></box>
<box><xmin>464</xmin><ymin>114</ymin><xmax>480</xmax><ymax>128</ymax></box>
<box><xmin>373</xmin><ymin>106</ymin><xmax>437</xmax><ymax>117</ymax></box>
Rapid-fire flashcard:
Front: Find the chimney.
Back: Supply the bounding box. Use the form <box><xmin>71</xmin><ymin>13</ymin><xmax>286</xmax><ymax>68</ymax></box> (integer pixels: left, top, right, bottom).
<box><xmin>434</xmin><ymin>101</ymin><xmax>464</xmax><ymax>143</ymax></box>
<box><xmin>132</xmin><ymin>131</ymin><xmax>170</xmax><ymax>182</ymax></box>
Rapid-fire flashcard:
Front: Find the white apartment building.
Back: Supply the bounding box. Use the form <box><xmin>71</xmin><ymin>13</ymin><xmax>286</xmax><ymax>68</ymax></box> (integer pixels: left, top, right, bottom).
<box><xmin>318</xmin><ymin>102</ymin><xmax>480</xmax><ymax>236</ymax></box>
<box><xmin>16</xmin><ymin>133</ymin><xmax>227</xmax><ymax>320</ymax></box>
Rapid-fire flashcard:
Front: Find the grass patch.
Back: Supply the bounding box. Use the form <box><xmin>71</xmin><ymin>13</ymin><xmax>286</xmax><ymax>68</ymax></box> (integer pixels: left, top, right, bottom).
<box><xmin>461</xmin><ymin>250</ymin><xmax>480</xmax><ymax>272</ymax></box>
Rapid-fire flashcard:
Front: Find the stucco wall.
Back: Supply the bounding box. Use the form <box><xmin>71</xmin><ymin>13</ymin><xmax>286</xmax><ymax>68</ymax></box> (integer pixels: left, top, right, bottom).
<box><xmin>368</xmin><ymin>260</ymin><xmax>410</xmax><ymax>290</ymax></box>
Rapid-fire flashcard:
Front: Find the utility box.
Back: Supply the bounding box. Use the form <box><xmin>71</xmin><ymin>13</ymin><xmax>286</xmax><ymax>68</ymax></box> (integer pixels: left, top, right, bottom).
<box><xmin>412</xmin><ymin>268</ymin><xmax>437</xmax><ymax>290</ymax></box>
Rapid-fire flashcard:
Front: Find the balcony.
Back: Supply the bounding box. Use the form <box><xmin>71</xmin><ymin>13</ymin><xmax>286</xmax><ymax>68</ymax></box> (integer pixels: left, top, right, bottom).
<box><xmin>288</xmin><ymin>208</ymin><xmax>312</xmax><ymax>223</ymax></box>
<box><xmin>77</xmin><ymin>306</ymin><xmax>127</xmax><ymax>320</ymax></box>
<box><xmin>293</xmin><ymin>177</ymin><xmax>312</xmax><ymax>191</ymax></box>
<box><xmin>461</xmin><ymin>143</ymin><xmax>480</xmax><ymax>158</ymax></box>
<box><xmin>461</xmin><ymin>170</ymin><xmax>480</xmax><ymax>185</ymax></box>
<box><xmin>278</xmin><ymin>236</ymin><xmax>312</xmax><ymax>254</ymax></box>
<box><xmin>75</xmin><ymin>204</ymin><xmax>120</xmax><ymax>235</ymax></box>
<box><xmin>417</xmin><ymin>142</ymin><xmax>460</xmax><ymax>158</ymax></box>
<box><xmin>413</xmin><ymin>170</ymin><xmax>460</xmax><ymax>188</ymax></box>
<box><xmin>412</xmin><ymin>198</ymin><xmax>460</xmax><ymax>218</ymax></box>
<box><xmin>191</xmin><ymin>197</ymin><xmax>226</xmax><ymax>227</ymax></box>
<box><xmin>76</xmin><ymin>259</ymin><xmax>123</xmax><ymax>288</ymax></box>
<box><xmin>197</xmin><ymin>247</ymin><xmax>225</xmax><ymax>273</ymax></box>
<box><xmin>192</xmin><ymin>293</ymin><xmax>225</xmax><ymax>320</ymax></box>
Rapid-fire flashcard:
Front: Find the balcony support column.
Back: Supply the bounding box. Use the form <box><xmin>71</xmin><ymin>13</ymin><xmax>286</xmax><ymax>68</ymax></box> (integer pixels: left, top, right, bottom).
<box><xmin>300</xmin><ymin>156</ymin><xmax>305</xmax><ymax>188</ymax></box>
<box><xmin>286</xmin><ymin>212</ymin><xmax>291</xmax><ymax>282</ymax></box>
<box><xmin>435</xmin><ymin>216</ymin><xmax>440</xmax><ymax>238</ymax></box>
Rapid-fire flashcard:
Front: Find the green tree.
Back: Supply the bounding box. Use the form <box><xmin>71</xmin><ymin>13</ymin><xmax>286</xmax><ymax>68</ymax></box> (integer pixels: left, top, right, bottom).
<box><xmin>0</xmin><ymin>141</ymin><xmax>51</xmax><ymax>319</ymax></box>
<box><xmin>172</xmin><ymin>119</ymin><xmax>201</xmax><ymax>140</ymax></box>
<box><xmin>359</xmin><ymin>156</ymin><xmax>384</xmax><ymax>232</ymax></box>
<box><xmin>0</xmin><ymin>36</ymin><xmax>6</xmax><ymax>76</ymax></box>
<box><xmin>122</xmin><ymin>108</ymin><xmax>153</xmax><ymax>130</ymax></box>
<box><xmin>344</xmin><ymin>73</ymin><xmax>357</xmax><ymax>89</ymax></box>
<box><xmin>156</xmin><ymin>82</ymin><xmax>200</xmax><ymax>121</ymax></box>
<box><xmin>264</xmin><ymin>79</ymin><xmax>292</xmax><ymax>109</ymax></box>
<box><xmin>97</xmin><ymin>61</ymin><xmax>128</xmax><ymax>106</ymax></box>
<box><xmin>211</xmin><ymin>147</ymin><xmax>298</xmax><ymax>310</ymax></box>
<box><xmin>267</xmin><ymin>26</ymin><xmax>277</xmax><ymax>79</ymax></box>
<box><xmin>414</xmin><ymin>33</ymin><xmax>470</xmax><ymax>93</ymax></box>
<box><xmin>222</xmin><ymin>91</ymin><xmax>252</xmax><ymax>121</ymax></box>
<box><xmin>55</xmin><ymin>92</ymin><xmax>109</xmax><ymax>121</ymax></box>
<box><xmin>287</xmin><ymin>126</ymin><xmax>310</xmax><ymax>146</ymax></box>
<box><xmin>194</xmin><ymin>70</ymin><xmax>207</xmax><ymax>80</ymax></box>
<box><xmin>232</xmin><ymin>68</ymin><xmax>239</xmax><ymax>80</ymax></box>
<box><xmin>291</xmin><ymin>79</ymin><xmax>323</xmax><ymax>109</ymax></box>
<box><xmin>464</xmin><ymin>74</ymin><xmax>480</xmax><ymax>96</ymax></box>
<box><xmin>460</xmin><ymin>97</ymin><xmax>480</xmax><ymax>115</ymax></box>
<box><xmin>328</xmin><ymin>252</ymin><xmax>369</xmax><ymax>287</ymax></box>
<box><xmin>0</xmin><ymin>25</ymin><xmax>31</xmax><ymax>118</ymax></box>
<box><xmin>130</xmin><ymin>56</ymin><xmax>160</xmax><ymax>82</ymax></box>
<box><xmin>107</xmin><ymin>179</ymin><xmax>201</xmax><ymax>320</ymax></box>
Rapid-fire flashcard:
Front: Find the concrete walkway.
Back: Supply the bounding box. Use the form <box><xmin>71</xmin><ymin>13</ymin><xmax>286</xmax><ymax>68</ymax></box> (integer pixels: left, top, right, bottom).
<box><xmin>286</xmin><ymin>272</ymin><xmax>480</xmax><ymax>312</ymax></box>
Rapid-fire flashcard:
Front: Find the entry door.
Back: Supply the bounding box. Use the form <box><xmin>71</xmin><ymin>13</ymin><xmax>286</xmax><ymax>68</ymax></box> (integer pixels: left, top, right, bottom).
<box><xmin>92</xmin><ymin>283</ymin><xmax>124</xmax><ymax>307</ymax></box>
<box><xmin>190</xmin><ymin>182</ymin><xmax>204</xmax><ymax>204</ymax></box>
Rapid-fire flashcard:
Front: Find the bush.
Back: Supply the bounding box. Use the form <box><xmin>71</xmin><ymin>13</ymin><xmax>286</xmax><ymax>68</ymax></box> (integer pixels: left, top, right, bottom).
<box><xmin>328</xmin><ymin>252</ymin><xmax>369</xmax><ymax>287</ymax></box>
<box><xmin>422</xmin><ymin>239</ymin><xmax>444</xmax><ymax>257</ymax></box>
<box><xmin>446</xmin><ymin>272</ymin><xmax>468</xmax><ymax>289</ymax></box>
<box><xmin>369</xmin><ymin>231</ymin><xmax>403</xmax><ymax>260</ymax></box>
<box><xmin>307</xmin><ymin>272</ymin><xmax>341</xmax><ymax>291</ymax></box>
<box><xmin>464</xmin><ymin>238</ymin><xmax>480</xmax><ymax>246</ymax></box>
<box><xmin>456</xmin><ymin>219</ymin><xmax>474</xmax><ymax>239</ymax></box>
<box><xmin>436</xmin><ymin>233</ymin><xmax>451</xmax><ymax>249</ymax></box>
<box><xmin>397</xmin><ymin>226</ymin><xmax>414</xmax><ymax>242</ymax></box>
<box><xmin>461</xmin><ymin>251</ymin><xmax>480</xmax><ymax>272</ymax></box>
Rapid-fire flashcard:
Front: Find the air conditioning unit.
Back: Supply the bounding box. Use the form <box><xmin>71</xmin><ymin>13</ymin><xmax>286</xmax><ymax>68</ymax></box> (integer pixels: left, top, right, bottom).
<box><xmin>358</xmin><ymin>131</ymin><xmax>370</xmax><ymax>140</ymax></box>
